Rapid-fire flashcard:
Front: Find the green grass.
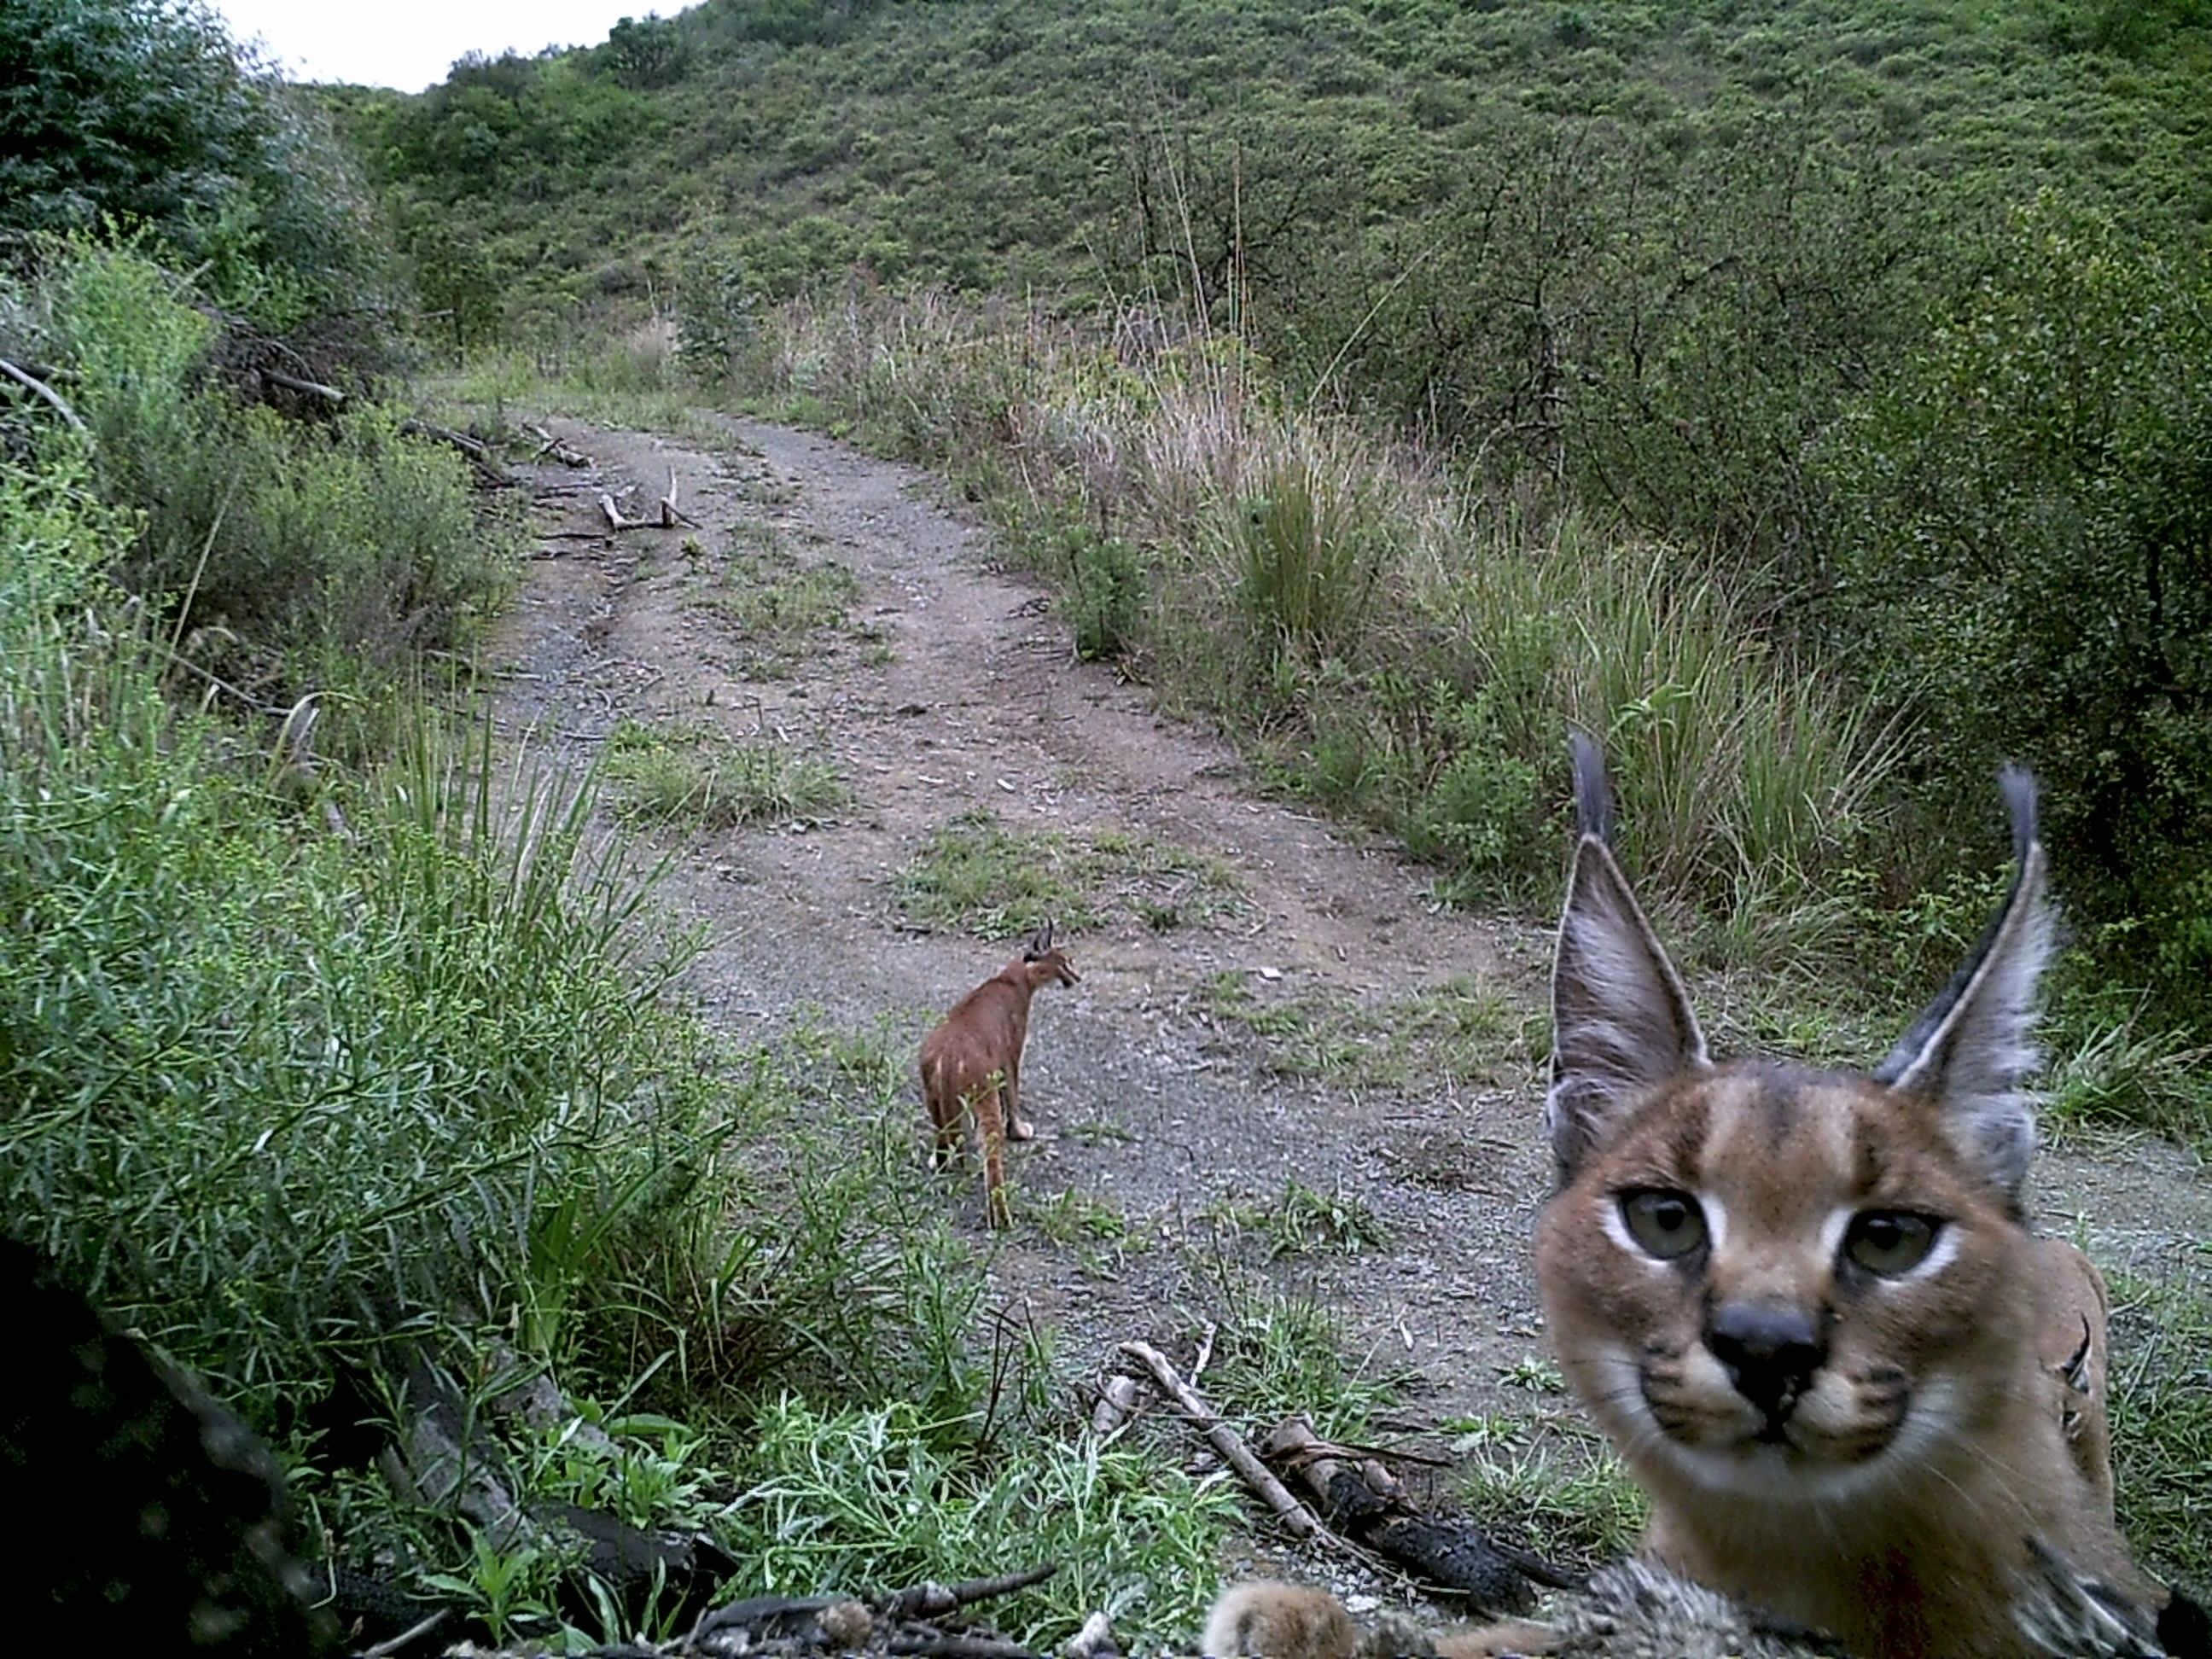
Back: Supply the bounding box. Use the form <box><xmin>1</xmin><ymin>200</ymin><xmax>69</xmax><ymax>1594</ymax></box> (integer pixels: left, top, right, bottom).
<box><xmin>601</xmin><ymin>716</ymin><xmax>847</xmax><ymax>830</ymax></box>
<box><xmin>1200</xmin><ymin>1284</ymin><xmax>1403</xmax><ymax>1445</ymax></box>
<box><xmin>40</xmin><ymin>244</ymin><xmax>520</xmax><ymax>763</ymax></box>
<box><xmin>717</xmin><ymin>1396</ymin><xmax>1238</xmax><ymax>1653</ymax></box>
<box><xmin>1205</xmin><ymin>1179</ymin><xmax>1392</xmax><ymax>1260</ymax></box>
<box><xmin>689</xmin><ymin>528</ymin><xmax>865</xmax><ymax>677</ymax></box>
<box><xmin>2108</xmin><ymin>1255</ymin><xmax>2212</xmax><ymax>1588</ymax></box>
<box><xmin>896</xmin><ymin>807</ymin><xmax>1245</xmax><ymax>938</ymax></box>
<box><xmin>1022</xmin><ymin>1185</ymin><xmax>1136</xmax><ymax>1249</ymax></box>
<box><xmin>1197</xmin><ymin>971</ymin><xmax>1522</xmax><ymax>1090</ymax></box>
<box><xmin>1455</xmin><ymin>1424</ymin><xmax>1650</xmax><ymax>1571</ymax></box>
<box><xmin>2043</xmin><ymin>1001</ymin><xmax>2212</xmax><ymax>1158</ymax></box>
<box><xmin>432</xmin><ymin>345</ymin><xmax>733</xmax><ymax>451</ymax></box>
<box><xmin>0</xmin><ymin>416</ymin><xmax>1254</xmax><ymax>1648</ymax></box>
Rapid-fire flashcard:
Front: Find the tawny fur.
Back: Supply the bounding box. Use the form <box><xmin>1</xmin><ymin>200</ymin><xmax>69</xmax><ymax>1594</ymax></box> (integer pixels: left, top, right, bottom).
<box><xmin>1538</xmin><ymin>741</ymin><xmax>2168</xmax><ymax>1659</ymax></box>
<box><xmin>1201</xmin><ymin>1581</ymin><xmax>1358</xmax><ymax>1658</ymax></box>
<box><xmin>1205</xmin><ymin>1553</ymin><xmax>2179</xmax><ymax>1658</ymax></box>
<box><xmin>1200</xmin><ymin>1567</ymin><xmax>1803</xmax><ymax>1659</ymax></box>
<box><xmin>917</xmin><ymin>925</ymin><xmax>1079</xmax><ymax>1226</ymax></box>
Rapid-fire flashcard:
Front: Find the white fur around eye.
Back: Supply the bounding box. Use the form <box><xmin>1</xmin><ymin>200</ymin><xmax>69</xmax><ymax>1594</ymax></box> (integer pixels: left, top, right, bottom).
<box><xmin>1889</xmin><ymin>1222</ymin><xmax>1960</xmax><ymax>1283</ymax></box>
<box><xmin>1598</xmin><ymin>1201</ymin><xmax>1647</xmax><ymax>1260</ymax></box>
<box><xmin>1700</xmin><ymin>1194</ymin><xmax>1728</xmax><ymax>1252</ymax></box>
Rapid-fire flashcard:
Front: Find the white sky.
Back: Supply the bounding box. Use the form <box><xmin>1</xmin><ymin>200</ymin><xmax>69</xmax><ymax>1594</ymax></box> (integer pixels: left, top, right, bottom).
<box><xmin>209</xmin><ymin>0</ymin><xmax>657</xmax><ymax>93</ymax></box>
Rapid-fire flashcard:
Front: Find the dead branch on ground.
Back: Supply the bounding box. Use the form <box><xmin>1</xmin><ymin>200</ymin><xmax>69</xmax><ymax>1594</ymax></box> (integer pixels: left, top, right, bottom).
<box><xmin>658</xmin><ymin>465</ymin><xmax>698</xmax><ymax>527</ymax></box>
<box><xmin>261</xmin><ymin>369</ymin><xmax>345</xmax><ymax>405</ymax></box>
<box><xmin>1259</xmin><ymin>1415</ymin><xmax>1570</xmax><ymax>1613</ymax></box>
<box><xmin>684</xmin><ymin>1564</ymin><xmax>1060</xmax><ymax>1658</ymax></box>
<box><xmin>0</xmin><ymin>356</ymin><xmax>87</xmax><ymax>432</ymax></box>
<box><xmin>527</xmin><ymin>422</ymin><xmax>592</xmax><ymax>467</ymax></box>
<box><xmin>1116</xmin><ymin>1341</ymin><xmax>1333</xmax><ymax>1545</ymax></box>
<box><xmin>398</xmin><ymin>417</ymin><xmax>516</xmax><ymax>485</ymax></box>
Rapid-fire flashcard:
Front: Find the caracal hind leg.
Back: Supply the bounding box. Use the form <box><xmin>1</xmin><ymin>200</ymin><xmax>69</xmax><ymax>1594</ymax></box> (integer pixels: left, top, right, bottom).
<box><xmin>922</xmin><ymin>1066</ymin><xmax>963</xmax><ymax>1169</ymax></box>
<box><xmin>2037</xmin><ymin>1237</ymin><xmax>2115</xmax><ymax>1517</ymax></box>
<box><xmin>975</xmin><ymin>1081</ymin><xmax>1012</xmax><ymax>1227</ymax></box>
<box><xmin>1004</xmin><ymin>1054</ymin><xmax>1034</xmax><ymax>1140</ymax></box>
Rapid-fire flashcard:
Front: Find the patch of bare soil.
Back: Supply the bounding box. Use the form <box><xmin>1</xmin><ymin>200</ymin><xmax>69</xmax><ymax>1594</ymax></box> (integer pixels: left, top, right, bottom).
<box><xmin>487</xmin><ymin>413</ymin><xmax>2210</xmax><ymax>1511</ymax></box>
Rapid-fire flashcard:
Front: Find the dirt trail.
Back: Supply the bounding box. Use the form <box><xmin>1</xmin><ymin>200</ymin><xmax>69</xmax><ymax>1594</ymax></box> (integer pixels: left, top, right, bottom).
<box><xmin>489</xmin><ymin>414</ymin><xmax>2211</xmax><ymax>1455</ymax></box>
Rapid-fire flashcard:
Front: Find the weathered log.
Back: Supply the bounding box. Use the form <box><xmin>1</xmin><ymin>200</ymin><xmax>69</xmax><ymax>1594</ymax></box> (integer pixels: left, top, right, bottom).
<box><xmin>1259</xmin><ymin>1416</ymin><xmax>1570</xmax><ymax>1613</ymax></box>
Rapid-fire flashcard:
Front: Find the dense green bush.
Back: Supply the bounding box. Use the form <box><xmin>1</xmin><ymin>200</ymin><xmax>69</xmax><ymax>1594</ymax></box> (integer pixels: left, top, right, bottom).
<box><xmin>29</xmin><ymin>243</ymin><xmax>515</xmax><ymax>754</ymax></box>
<box><xmin>0</xmin><ymin>452</ymin><xmax>708</xmax><ymax>1406</ymax></box>
<box><xmin>1819</xmin><ymin>202</ymin><xmax>2212</xmax><ymax>1016</ymax></box>
<box><xmin>0</xmin><ymin>0</ymin><xmax>380</xmax><ymax>322</ymax></box>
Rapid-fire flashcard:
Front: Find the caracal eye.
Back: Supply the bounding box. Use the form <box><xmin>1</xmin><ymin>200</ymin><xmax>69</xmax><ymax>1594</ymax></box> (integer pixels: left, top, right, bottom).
<box><xmin>1620</xmin><ymin>1189</ymin><xmax>1708</xmax><ymax>1260</ymax></box>
<box><xmin>1844</xmin><ymin>1210</ymin><xmax>1941</xmax><ymax>1276</ymax></box>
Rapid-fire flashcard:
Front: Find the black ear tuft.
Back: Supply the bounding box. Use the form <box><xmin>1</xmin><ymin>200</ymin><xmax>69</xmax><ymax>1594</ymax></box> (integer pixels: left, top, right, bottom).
<box><xmin>1873</xmin><ymin>768</ymin><xmax>2052</xmax><ymax>1203</ymax></box>
<box><xmin>1547</xmin><ymin>735</ymin><xmax>1708</xmax><ymax>1179</ymax></box>
<box><xmin>1569</xmin><ymin>728</ymin><xmax>1614</xmax><ymax>846</ymax></box>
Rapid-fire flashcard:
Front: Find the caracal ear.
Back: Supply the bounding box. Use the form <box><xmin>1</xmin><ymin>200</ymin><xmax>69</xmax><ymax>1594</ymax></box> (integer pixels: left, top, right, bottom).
<box><xmin>1873</xmin><ymin>767</ymin><xmax>2052</xmax><ymax>1204</ymax></box>
<box><xmin>1547</xmin><ymin>733</ymin><xmax>1710</xmax><ymax>1179</ymax></box>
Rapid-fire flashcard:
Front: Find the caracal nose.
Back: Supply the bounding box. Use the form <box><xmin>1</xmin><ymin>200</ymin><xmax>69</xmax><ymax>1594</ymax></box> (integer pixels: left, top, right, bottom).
<box><xmin>1705</xmin><ymin>1300</ymin><xmax>1827</xmax><ymax>1424</ymax></box>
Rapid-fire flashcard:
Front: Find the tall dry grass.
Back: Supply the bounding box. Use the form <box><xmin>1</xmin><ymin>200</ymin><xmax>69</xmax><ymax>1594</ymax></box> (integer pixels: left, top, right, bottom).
<box><xmin>723</xmin><ymin>282</ymin><xmax>1901</xmax><ymax>961</ymax></box>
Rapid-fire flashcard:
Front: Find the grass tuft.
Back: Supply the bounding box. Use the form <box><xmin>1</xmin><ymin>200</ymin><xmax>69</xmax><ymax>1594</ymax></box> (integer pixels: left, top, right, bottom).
<box><xmin>897</xmin><ymin>808</ymin><xmax>1243</xmax><ymax>938</ymax></box>
<box><xmin>2108</xmin><ymin>1256</ymin><xmax>2212</xmax><ymax>1589</ymax></box>
<box><xmin>602</xmin><ymin>717</ymin><xmax>847</xmax><ymax>831</ymax></box>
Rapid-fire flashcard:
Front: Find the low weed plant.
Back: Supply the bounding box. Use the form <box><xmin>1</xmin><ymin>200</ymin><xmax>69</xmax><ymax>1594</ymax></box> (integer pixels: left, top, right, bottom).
<box><xmin>602</xmin><ymin>717</ymin><xmax>847</xmax><ymax>831</ymax></box>
<box><xmin>898</xmin><ymin>808</ymin><xmax>1243</xmax><ymax>938</ymax></box>
<box><xmin>721</xmin><ymin>1396</ymin><xmax>1237</xmax><ymax>1650</ymax></box>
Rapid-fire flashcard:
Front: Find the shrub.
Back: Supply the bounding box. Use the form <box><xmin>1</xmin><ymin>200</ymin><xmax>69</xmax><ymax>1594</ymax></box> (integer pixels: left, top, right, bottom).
<box><xmin>37</xmin><ymin>242</ymin><xmax>515</xmax><ymax>756</ymax></box>
<box><xmin>0</xmin><ymin>456</ymin><xmax>712</xmax><ymax>1413</ymax></box>
<box><xmin>1819</xmin><ymin>201</ymin><xmax>2212</xmax><ymax>1018</ymax></box>
<box><xmin>0</xmin><ymin>0</ymin><xmax>379</xmax><ymax>322</ymax></box>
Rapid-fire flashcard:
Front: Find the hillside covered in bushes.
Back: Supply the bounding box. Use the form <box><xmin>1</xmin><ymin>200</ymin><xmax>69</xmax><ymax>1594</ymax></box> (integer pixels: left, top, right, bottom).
<box><xmin>337</xmin><ymin>0</ymin><xmax>2212</xmax><ymax>1027</ymax></box>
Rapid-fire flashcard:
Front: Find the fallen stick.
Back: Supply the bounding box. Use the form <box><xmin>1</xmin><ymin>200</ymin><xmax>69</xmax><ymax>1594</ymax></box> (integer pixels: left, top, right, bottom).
<box><xmin>1117</xmin><ymin>1341</ymin><xmax>1329</xmax><ymax>1542</ymax></box>
<box><xmin>527</xmin><ymin>422</ymin><xmax>591</xmax><ymax>466</ymax></box>
<box><xmin>1062</xmin><ymin>1610</ymin><xmax>1118</xmax><ymax>1659</ymax></box>
<box><xmin>263</xmin><ymin>368</ymin><xmax>345</xmax><ymax>404</ymax></box>
<box><xmin>1260</xmin><ymin>1416</ymin><xmax>1569</xmax><ymax>1612</ymax></box>
<box><xmin>880</xmin><ymin>1563</ymin><xmax>1058</xmax><ymax>1621</ymax></box>
<box><xmin>0</xmin><ymin>356</ymin><xmax>86</xmax><ymax>432</ymax></box>
<box><xmin>1091</xmin><ymin>1371</ymin><xmax>1144</xmax><ymax>1436</ymax></box>
<box><xmin>658</xmin><ymin>465</ymin><xmax>693</xmax><ymax>527</ymax></box>
<box><xmin>398</xmin><ymin>417</ymin><xmax>515</xmax><ymax>484</ymax></box>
